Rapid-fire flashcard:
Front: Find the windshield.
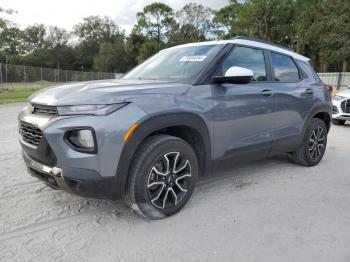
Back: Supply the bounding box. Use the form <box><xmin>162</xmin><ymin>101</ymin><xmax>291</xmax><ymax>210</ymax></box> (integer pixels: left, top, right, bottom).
<box><xmin>122</xmin><ymin>44</ymin><xmax>223</xmax><ymax>83</ymax></box>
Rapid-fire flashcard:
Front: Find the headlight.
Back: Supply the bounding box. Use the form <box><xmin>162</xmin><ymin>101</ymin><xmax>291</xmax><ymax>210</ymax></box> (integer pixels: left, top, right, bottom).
<box><xmin>65</xmin><ymin>129</ymin><xmax>97</xmax><ymax>153</ymax></box>
<box><xmin>333</xmin><ymin>95</ymin><xmax>346</xmax><ymax>101</ymax></box>
<box><xmin>57</xmin><ymin>103</ymin><xmax>127</xmax><ymax>116</ymax></box>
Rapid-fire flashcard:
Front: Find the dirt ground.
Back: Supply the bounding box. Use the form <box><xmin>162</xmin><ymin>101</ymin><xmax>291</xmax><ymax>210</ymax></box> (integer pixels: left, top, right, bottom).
<box><xmin>1</xmin><ymin>102</ymin><xmax>350</xmax><ymax>262</ymax></box>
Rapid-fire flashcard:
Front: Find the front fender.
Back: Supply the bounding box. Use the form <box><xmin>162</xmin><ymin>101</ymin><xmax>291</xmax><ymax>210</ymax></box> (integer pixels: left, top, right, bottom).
<box><xmin>114</xmin><ymin>112</ymin><xmax>212</xmax><ymax>199</ymax></box>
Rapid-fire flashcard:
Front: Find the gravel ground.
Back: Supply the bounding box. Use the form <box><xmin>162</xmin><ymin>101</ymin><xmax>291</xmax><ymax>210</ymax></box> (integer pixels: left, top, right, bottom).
<box><xmin>1</xmin><ymin>102</ymin><xmax>350</xmax><ymax>262</ymax></box>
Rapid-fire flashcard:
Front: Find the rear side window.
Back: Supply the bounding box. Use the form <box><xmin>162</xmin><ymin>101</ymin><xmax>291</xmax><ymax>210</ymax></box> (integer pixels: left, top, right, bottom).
<box><xmin>271</xmin><ymin>52</ymin><xmax>300</xmax><ymax>82</ymax></box>
<box><xmin>297</xmin><ymin>61</ymin><xmax>318</xmax><ymax>81</ymax></box>
<box><xmin>217</xmin><ymin>46</ymin><xmax>267</xmax><ymax>81</ymax></box>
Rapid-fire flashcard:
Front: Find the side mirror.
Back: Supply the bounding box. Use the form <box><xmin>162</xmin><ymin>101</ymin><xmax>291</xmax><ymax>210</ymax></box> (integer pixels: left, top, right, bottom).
<box><xmin>212</xmin><ymin>66</ymin><xmax>254</xmax><ymax>84</ymax></box>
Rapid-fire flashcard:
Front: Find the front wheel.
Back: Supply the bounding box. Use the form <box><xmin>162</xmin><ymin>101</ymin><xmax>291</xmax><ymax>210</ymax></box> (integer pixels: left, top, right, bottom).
<box><xmin>291</xmin><ymin>118</ymin><xmax>328</xmax><ymax>167</ymax></box>
<box><xmin>125</xmin><ymin>135</ymin><xmax>198</xmax><ymax>219</ymax></box>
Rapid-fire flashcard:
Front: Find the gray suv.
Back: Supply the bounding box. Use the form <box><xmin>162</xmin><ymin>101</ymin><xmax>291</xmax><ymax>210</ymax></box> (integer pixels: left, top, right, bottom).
<box><xmin>19</xmin><ymin>37</ymin><xmax>332</xmax><ymax>219</ymax></box>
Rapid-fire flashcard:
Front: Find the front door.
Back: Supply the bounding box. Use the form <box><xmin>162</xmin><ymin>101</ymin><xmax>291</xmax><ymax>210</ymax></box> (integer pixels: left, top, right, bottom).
<box><xmin>210</xmin><ymin>45</ymin><xmax>275</xmax><ymax>161</ymax></box>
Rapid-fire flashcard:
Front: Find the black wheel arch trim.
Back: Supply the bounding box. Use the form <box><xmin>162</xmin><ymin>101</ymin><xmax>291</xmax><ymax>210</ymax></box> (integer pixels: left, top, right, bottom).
<box><xmin>301</xmin><ymin>102</ymin><xmax>332</xmax><ymax>138</ymax></box>
<box><xmin>113</xmin><ymin>112</ymin><xmax>212</xmax><ymax>200</ymax></box>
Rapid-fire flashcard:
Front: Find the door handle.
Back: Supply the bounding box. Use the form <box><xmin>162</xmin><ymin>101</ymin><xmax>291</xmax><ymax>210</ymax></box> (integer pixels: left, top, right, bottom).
<box><xmin>261</xmin><ymin>89</ymin><xmax>273</xmax><ymax>97</ymax></box>
<box><xmin>305</xmin><ymin>88</ymin><xmax>314</xmax><ymax>95</ymax></box>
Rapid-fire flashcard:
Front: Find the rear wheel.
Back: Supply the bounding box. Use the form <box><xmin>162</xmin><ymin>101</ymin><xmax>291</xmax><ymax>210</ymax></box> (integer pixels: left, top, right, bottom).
<box><xmin>332</xmin><ymin>119</ymin><xmax>346</xmax><ymax>125</ymax></box>
<box><xmin>291</xmin><ymin>118</ymin><xmax>328</xmax><ymax>166</ymax></box>
<box><xmin>125</xmin><ymin>134</ymin><xmax>198</xmax><ymax>219</ymax></box>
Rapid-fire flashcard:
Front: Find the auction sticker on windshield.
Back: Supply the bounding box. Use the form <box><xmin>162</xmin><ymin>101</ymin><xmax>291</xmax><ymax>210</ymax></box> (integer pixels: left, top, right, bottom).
<box><xmin>179</xmin><ymin>55</ymin><xmax>207</xmax><ymax>62</ymax></box>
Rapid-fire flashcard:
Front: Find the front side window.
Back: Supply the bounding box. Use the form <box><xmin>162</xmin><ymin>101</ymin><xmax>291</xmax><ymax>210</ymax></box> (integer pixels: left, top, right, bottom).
<box><xmin>215</xmin><ymin>46</ymin><xmax>267</xmax><ymax>81</ymax></box>
<box><xmin>123</xmin><ymin>44</ymin><xmax>223</xmax><ymax>83</ymax></box>
<box><xmin>271</xmin><ymin>52</ymin><xmax>300</xmax><ymax>82</ymax></box>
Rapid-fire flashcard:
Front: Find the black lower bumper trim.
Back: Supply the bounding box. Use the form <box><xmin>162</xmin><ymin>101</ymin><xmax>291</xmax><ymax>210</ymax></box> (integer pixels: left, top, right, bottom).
<box><xmin>22</xmin><ymin>150</ymin><xmax>121</xmax><ymax>200</ymax></box>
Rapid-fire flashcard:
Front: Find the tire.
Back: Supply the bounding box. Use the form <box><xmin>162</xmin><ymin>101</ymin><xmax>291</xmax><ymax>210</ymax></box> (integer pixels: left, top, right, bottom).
<box><xmin>332</xmin><ymin>119</ymin><xmax>346</xmax><ymax>125</ymax></box>
<box><xmin>291</xmin><ymin>118</ymin><xmax>328</xmax><ymax>167</ymax></box>
<box><xmin>125</xmin><ymin>134</ymin><xmax>198</xmax><ymax>219</ymax></box>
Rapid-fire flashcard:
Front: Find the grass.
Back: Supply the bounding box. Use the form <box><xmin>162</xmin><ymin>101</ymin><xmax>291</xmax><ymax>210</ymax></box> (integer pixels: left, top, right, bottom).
<box><xmin>0</xmin><ymin>82</ymin><xmax>60</xmax><ymax>104</ymax></box>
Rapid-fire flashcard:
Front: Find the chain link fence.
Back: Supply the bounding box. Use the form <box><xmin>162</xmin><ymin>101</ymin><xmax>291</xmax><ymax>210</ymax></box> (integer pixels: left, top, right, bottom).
<box><xmin>0</xmin><ymin>63</ymin><xmax>119</xmax><ymax>90</ymax></box>
<box><xmin>1</xmin><ymin>62</ymin><xmax>349</xmax><ymax>92</ymax></box>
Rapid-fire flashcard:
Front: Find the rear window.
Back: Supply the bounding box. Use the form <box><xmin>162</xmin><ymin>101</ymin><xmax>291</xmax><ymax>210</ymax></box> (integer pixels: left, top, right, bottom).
<box><xmin>271</xmin><ymin>52</ymin><xmax>300</xmax><ymax>82</ymax></box>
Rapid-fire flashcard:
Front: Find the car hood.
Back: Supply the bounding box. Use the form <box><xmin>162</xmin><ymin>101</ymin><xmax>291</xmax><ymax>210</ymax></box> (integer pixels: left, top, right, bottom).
<box><xmin>336</xmin><ymin>88</ymin><xmax>350</xmax><ymax>98</ymax></box>
<box><xmin>29</xmin><ymin>79</ymin><xmax>190</xmax><ymax>106</ymax></box>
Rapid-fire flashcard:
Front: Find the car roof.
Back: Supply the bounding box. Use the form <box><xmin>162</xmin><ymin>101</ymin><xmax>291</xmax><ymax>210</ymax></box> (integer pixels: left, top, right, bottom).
<box><xmin>169</xmin><ymin>37</ymin><xmax>310</xmax><ymax>62</ymax></box>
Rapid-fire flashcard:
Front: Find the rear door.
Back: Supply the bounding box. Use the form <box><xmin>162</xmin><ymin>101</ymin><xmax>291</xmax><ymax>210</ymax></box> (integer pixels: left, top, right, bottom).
<box><xmin>210</xmin><ymin>45</ymin><xmax>276</xmax><ymax>161</ymax></box>
<box><xmin>267</xmin><ymin>51</ymin><xmax>315</xmax><ymax>155</ymax></box>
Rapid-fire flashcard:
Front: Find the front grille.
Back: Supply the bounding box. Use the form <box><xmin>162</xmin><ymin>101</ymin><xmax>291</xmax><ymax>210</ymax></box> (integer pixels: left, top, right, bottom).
<box><xmin>341</xmin><ymin>100</ymin><xmax>350</xmax><ymax>113</ymax></box>
<box><xmin>32</xmin><ymin>104</ymin><xmax>58</xmax><ymax>116</ymax></box>
<box><xmin>20</xmin><ymin>121</ymin><xmax>43</xmax><ymax>146</ymax></box>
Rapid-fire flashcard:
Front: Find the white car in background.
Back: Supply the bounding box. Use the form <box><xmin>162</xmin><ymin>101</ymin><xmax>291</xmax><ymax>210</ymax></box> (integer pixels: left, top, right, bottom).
<box><xmin>332</xmin><ymin>87</ymin><xmax>350</xmax><ymax>125</ymax></box>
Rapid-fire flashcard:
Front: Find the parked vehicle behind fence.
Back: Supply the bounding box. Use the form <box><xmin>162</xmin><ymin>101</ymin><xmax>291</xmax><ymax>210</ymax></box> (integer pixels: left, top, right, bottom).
<box><xmin>18</xmin><ymin>37</ymin><xmax>332</xmax><ymax>219</ymax></box>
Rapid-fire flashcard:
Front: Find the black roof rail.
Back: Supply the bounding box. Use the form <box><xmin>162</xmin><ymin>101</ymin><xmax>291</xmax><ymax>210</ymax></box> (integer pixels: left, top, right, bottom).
<box><xmin>232</xmin><ymin>36</ymin><xmax>294</xmax><ymax>52</ymax></box>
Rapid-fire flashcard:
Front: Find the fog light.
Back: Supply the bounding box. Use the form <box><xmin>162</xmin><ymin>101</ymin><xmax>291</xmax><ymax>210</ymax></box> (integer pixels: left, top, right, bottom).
<box><xmin>65</xmin><ymin>129</ymin><xmax>97</xmax><ymax>153</ymax></box>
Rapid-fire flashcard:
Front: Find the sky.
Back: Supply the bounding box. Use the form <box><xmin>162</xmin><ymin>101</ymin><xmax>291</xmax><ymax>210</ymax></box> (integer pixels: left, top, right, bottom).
<box><xmin>0</xmin><ymin>0</ymin><xmax>229</xmax><ymax>33</ymax></box>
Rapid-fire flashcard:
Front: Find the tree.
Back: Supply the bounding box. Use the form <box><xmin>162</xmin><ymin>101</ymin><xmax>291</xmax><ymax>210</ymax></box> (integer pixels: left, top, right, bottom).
<box><xmin>21</xmin><ymin>43</ymin><xmax>75</xmax><ymax>69</ymax></box>
<box><xmin>0</xmin><ymin>26</ymin><xmax>22</xmax><ymax>56</ymax></box>
<box><xmin>1</xmin><ymin>1</ymin><xmax>350</xmax><ymax>74</ymax></box>
<box><xmin>136</xmin><ymin>2</ymin><xmax>175</xmax><ymax>50</ymax></box>
<box><xmin>0</xmin><ymin>6</ymin><xmax>22</xmax><ymax>62</ymax></box>
<box><xmin>310</xmin><ymin>0</ymin><xmax>350</xmax><ymax>72</ymax></box>
<box><xmin>0</xmin><ymin>6</ymin><xmax>15</xmax><ymax>28</ymax></box>
<box><xmin>137</xmin><ymin>40</ymin><xmax>158</xmax><ymax>63</ymax></box>
<box><xmin>174</xmin><ymin>3</ymin><xmax>215</xmax><ymax>42</ymax></box>
<box><xmin>292</xmin><ymin>0</ymin><xmax>322</xmax><ymax>67</ymax></box>
<box><xmin>74</xmin><ymin>40</ymin><xmax>99</xmax><ymax>70</ymax></box>
<box><xmin>20</xmin><ymin>24</ymin><xmax>75</xmax><ymax>69</ymax></box>
<box><xmin>74</xmin><ymin>16</ymin><xmax>119</xmax><ymax>44</ymax></box>
<box><xmin>73</xmin><ymin>16</ymin><xmax>124</xmax><ymax>70</ymax></box>
<box><xmin>45</xmin><ymin>26</ymin><xmax>70</xmax><ymax>48</ymax></box>
<box><xmin>93</xmin><ymin>32</ymin><xmax>129</xmax><ymax>73</ymax></box>
<box><xmin>126</xmin><ymin>27</ymin><xmax>147</xmax><ymax>67</ymax></box>
<box><xmin>21</xmin><ymin>24</ymin><xmax>47</xmax><ymax>53</ymax></box>
<box><xmin>214</xmin><ymin>0</ymin><xmax>243</xmax><ymax>39</ymax></box>
<box><xmin>238</xmin><ymin>0</ymin><xmax>295</xmax><ymax>45</ymax></box>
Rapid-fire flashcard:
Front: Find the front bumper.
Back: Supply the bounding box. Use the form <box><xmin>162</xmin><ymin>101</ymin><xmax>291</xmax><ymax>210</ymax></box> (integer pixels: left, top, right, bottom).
<box><xmin>23</xmin><ymin>150</ymin><xmax>71</xmax><ymax>191</ymax></box>
<box><xmin>19</xmin><ymin>103</ymin><xmax>148</xmax><ymax>200</ymax></box>
<box><xmin>22</xmin><ymin>150</ymin><xmax>122</xmax><ymax>199</ymax></box>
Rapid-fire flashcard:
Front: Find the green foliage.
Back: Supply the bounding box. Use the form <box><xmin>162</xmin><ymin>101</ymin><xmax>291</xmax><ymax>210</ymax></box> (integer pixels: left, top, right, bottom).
<box><xmin>314</xmin><ymin>0</ymin><xmax>350</xmax><ymax>63</ymax></box>
<box><xmin>45</xmin><ymin>26</ymin><xmax>70</xmax><ymax>48</ymax></box>
<box><xmin>0</xmin><ymin>26</ymin><xmax>22</xmax><ymax>55</ymax></box>
<box><xmin>93</xmin><ymin>34</ymin><xmax>129</xmax><ymax>72</ymax></box>
<box><xmin>237</xmin><ymin>0</ymin><xmax>295</xmax><ymax>45</ymax></box>
<box><xmin>73</xmin><ymin>16</ymin><xmax>125</xmax><ymax>70</ymax></box>
<box><xmin>214</xmin><ymin>0</ymin><xmax>243</xmax><ymax>39</ymax></box>
<box><xmin>74</xmin><ymin>16</ymin><xmax>120</xmax><ymax>44</ymax></box>
<box><xmin>137</xmin><ymin>40</ymin><xmax>159</xmax><ymax>63</ymax></box>
<box><xmin>136</xmin><ymin>2</ymin><xmax>175</xmax><ymax>50</ymax></box>
<box><xmin>1</xmin><ymin>1</ymin><xmax>350</xmax><ymax>73</ymax></box>
<box><xmin>174</xmin><ymin>3</ymin><xmax>215</xmax><ymax>42</ymax></box>
<box><xmin>21</xmin><ymin>24</ymin><xmax>47</xmax><ymax>53</ymax></box>
<box><xmin>22</xmin><ymin>45</ymin><xmax>75</xmax><ymax>69</ymax></box>
<box><xmin>126</xmin><ymin>27</ymin><xmax>147</xmax><ymax>66</ymax></box>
